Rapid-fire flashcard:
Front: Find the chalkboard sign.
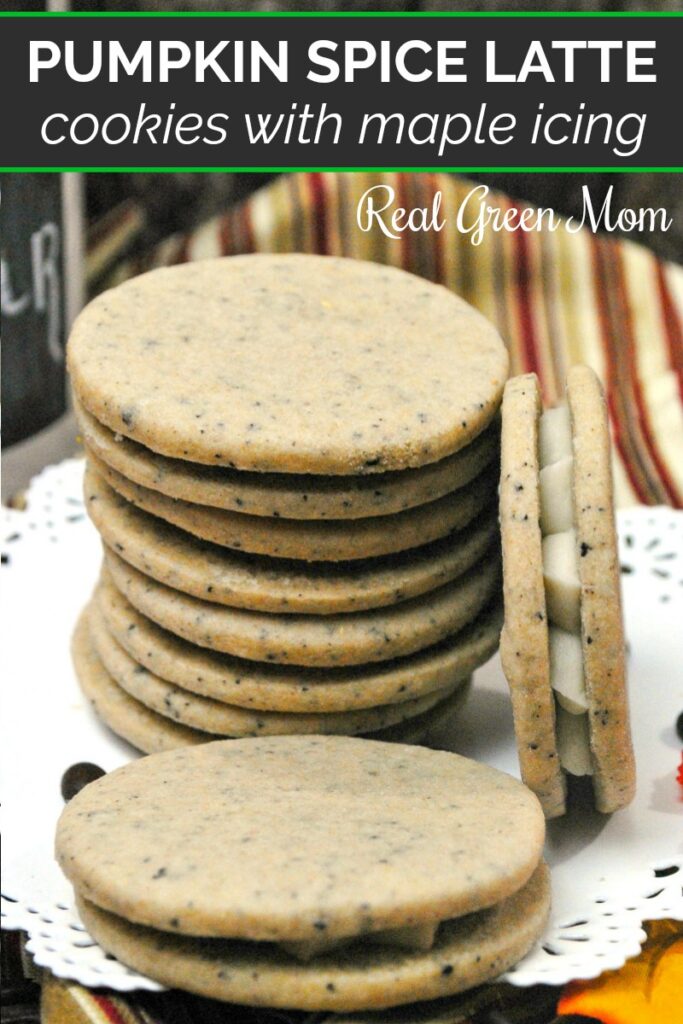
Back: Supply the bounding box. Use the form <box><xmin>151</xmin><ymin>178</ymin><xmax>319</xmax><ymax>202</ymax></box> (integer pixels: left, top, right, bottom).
<box><xmin>1</xmin><ymin>174</ymin><xmax>67</xmax><ymax>448</ymax></box>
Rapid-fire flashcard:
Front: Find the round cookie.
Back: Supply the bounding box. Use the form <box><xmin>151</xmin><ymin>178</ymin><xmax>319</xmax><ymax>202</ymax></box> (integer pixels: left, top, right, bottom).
<box><xmin>72</xmin><ymin>610</ymin><xmax>209</xmax><ymax>753</ymax></box>
<box><xmin>85</xmin><ymin>465</ymin><xmax>499</xmax><ymax>615</ymax></box>
<box><xmin>499</xmin><ymin>375</ymin><xmax>565</xmax><ymax>820</ymax></box>
<box><xmin>76</xmin><ymin>864</ymin><xmax>549</xmax><ymax>1011</ymax></box>
<box><xmin>367</xmin><ymin>679</ymin><xmax>472</xmax><ymax>746</ymax></box>
<box><xmin>76</xmin><ymin>397</ymin><xmax>500</xmax><ymax>520</ymax></box>
<box><xmin>97</xmin><ymin>580</ymin><xmax>501</xmax><ymax>713</ymax></box>
<box><xmin>103</xmin><ymin>549</ymin><xmax>501</xmax><ymax>667</ymax></box>
<box><xmin>75</xmin><ymin>612</ymin><xmax>469</xmax><ymax>754</ymax></box>
<box><xmin>88</xmin><ymin>601</ymin><xmax>465</xmax><ymax>738</ymax></box>
<box><xmin>68</xmin><ymin>254</ymin><xmax>508</xmax><ymax>474</ymax></box>
<box><xmin>567</xmin><ymin>365</ymin><xmax>635</xmax><ymax>814</ymax></box>
<box><xmin>89</xmin><ymin>453</ymin><xmax>498</xmax><ymax>562</ymax></box>
<box><xmin>57</xmin><ymin>736</ymin><xmax>545</xmax><ymax>942</ymax></box>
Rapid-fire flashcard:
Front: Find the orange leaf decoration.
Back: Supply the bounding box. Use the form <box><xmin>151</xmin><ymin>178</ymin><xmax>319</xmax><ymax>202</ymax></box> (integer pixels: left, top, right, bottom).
<box><xmin>558</xmin><ymin>920</ymin><xmax>683</xmax><ymax>1024</ymax></box>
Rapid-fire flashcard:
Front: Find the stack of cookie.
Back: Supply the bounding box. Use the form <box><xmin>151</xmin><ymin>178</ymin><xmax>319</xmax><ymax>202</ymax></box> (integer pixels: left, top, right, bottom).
<box><xmin>68</xmin><ymin>254</ymin><xmax>509</xmax><ymax>752</ymax></box>
<box><xmin>57</xmin><ymin>736</ymin><xmax>550</xmax><ymax>1013</ymax></box>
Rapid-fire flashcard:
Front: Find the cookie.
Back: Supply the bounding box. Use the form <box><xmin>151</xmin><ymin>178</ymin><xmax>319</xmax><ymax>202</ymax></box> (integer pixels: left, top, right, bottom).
<box><xmin>72</xmin><ymin>610</ymin><xmax>209</xmax><ymax>753</ymax></box>
<box><xmin>566</xmin><ymin>365</ymin><xmax>635</xmax><ymax>813</ymax></box>
<box><xmin>75</xmin><ymin>614</ymin><xmax>461</xmax><ymax>755</ymax></box>
<box><xmin>97</xmin><ymin>579</ymin><xmax>501</xmax><ymax>713</ymax></box>
<box><xmin>85</xmin><ymin>464</ymin><xmax>499</xmax><ymax>615</ymax></box>
<box><xmin>75</xmin><ymin>863</ymin><xmax>549</xmax><ymax>1011</ymax></box>
<box><xmin>68</xmin><ymin>255</ymin><xmax>508</xmax><ymax>474</ymax></box>
<box><xmin>88</xmin><ymin>453</ymin><xmax>498</xmax><ymax>562</ymax></box>
<box><xmin>499</xmin><ymin>375</ymin><xmax>565</xmax><ymax>819</ymax></box>
<box><xmin>57</xmin><ymin>736</ymin><xmax>545</xmax><ymax>942</ymax></box>
<box><xmin>87</xmin><ymin>600</ymin><xmax>465</xmax><ymax>738</ymax></box>
<box><xmin>76</xmin><ymin>397</ymin><xmax>499</xmax><ymax>520</ymax></box>
<box><xmin>103</xmin><ymin>548</ymin><xmax>501</xmax><ymax>667</ymax></box>
<box><xmin>500</xmin><ymin>369</ymin><xmax>635</xmax><ymax>817</ymax></box>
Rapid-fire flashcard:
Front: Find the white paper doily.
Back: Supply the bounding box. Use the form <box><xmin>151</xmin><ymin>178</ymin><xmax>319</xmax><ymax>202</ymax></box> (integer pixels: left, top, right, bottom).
<box><xmin>1</xmin><ymin>459</ymin><xmax>682</xmax><ymax>994</ymax></box>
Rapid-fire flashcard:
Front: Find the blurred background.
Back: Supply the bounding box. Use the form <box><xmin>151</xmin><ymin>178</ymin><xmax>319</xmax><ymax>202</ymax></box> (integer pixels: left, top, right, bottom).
<box><xmin>2</xmin><ymin>0</ymin><xmax>682</xmax><ymax>500</ymax></box>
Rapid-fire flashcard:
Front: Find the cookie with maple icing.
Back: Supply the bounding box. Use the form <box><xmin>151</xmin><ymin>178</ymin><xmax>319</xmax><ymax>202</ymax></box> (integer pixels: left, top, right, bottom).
<box><xmin>499</xmin><ymin>368</ymin><xmax>635</xmax><ymax>817</ymax></box>
<box><xmin>75</xmin><ymin>864</ymin><xmax>549</xmax><ymax>1011</ymax></box>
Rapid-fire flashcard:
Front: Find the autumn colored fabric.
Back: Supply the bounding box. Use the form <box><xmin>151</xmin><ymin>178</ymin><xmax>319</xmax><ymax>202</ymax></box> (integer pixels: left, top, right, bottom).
<box><xmin>36</xmin><ymin>920</ymin><xmax>682</xmax><ymax>1023</ymax></box>
<box><xmin>110</xmin><ymin>172</ymin><xmax>683</xmax><ymax>509</ymax></box>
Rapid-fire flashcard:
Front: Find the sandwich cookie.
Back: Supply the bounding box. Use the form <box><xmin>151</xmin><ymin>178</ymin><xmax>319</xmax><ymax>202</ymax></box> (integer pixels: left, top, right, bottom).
<box><xmin>73</xmin><ymin>613</ymin><xmax>472</xmax><ymax>753</ymax></box>
<box><xmin>499</xmin><ymin>367</ymin><xmax>635</xmax><ymax>817</ymax></box>
<box><xmin>89</xmin><ymin>452</ymin><xmax>497</xmax><ymax>563</ymax></box>
<box><xmin>68</xmin><ymin>254</ymin><xmax>508</xmax><ymax>474</ymax></box>
<box><xmin>57</xmin><ymin>736</ymin><xmax>547</xmax><ymax>1010</ymax></box>
<box><xmin>87</xmin><ymin>600</ymin><xmax>467</xmax><ymax>738</ymax></box>
<box><xmin>103</xmin><ymin>549</ymin><xmax>501</xmax><ymax>667</ymax></box>
<box><xmin>76</xmin><ymin>867</ymin><xmax>548</xmax><ymax>1012</ymax></box>
<box><xmin>85</xmin><ymin>465</ymin><xmax>499</xmax><ymax>615</ymax></box>
<box><xmin>76</xmin><ymin>397</ymin><xmax>500</xmax><ymax>521</ymax></box>
<box><xmin>97</xmin><ymin>579</ymin><xmax>501</xmax><ymax>714</ymax></box>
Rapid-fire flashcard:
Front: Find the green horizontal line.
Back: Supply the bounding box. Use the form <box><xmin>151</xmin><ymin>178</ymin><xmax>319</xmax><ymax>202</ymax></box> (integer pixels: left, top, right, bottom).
<box><xmin>0</xmin><ymin>9</ymin><xmax>680</xmax><ymax>16</ymax></box>
<box><xmin>3</xmin><ymin>167</ymin><xmax>681</xmax><ymax>174</ymax></box>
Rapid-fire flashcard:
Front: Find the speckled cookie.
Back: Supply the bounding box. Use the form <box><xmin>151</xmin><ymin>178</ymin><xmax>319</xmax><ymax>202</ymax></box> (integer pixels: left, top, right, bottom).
<box><xmin>367</xmin><ymin>680</ymin><xmax>472</xmax><ymax>746</ymax></box>
<box><xmin>97</xmin><ymin>579</ymin><xmax>501</xmax><ymax>713</ymax></box>
<box><xmin>566</xmin><ymin>365</ymin><xmax>635</xmax><ymax>813</ymax></box>
<box><xmin>85</xmin><ymin>465</ymin><xmax>499</xmax><ymax>615</ymax></box>
<box><xmin>87</xmin><ymin>600</ymin><xmax>465</xmax><ymax>737</ymax></box>
<box><xmin>76</xmin><ymin>397</ymin><xmax>500</xmax><ymax>520</ymax></box>
<box><xmin>499</xmin><ymin>374</ymin><xmax>565</xmax><ymax>819</ymax></box>
<box><xmin>72</xmin><ymin>610</ymin><xmax>210</xmax><ymax>752</ymax></box>
<box><xmin>75</xmin><ymin>615</ymin><xmax>470</xmax><ymax>753</ymax></box>
<box><xmin>500</xmin><ymin>369</ymin><xmax>635</xmax><ymax>818</ymax></box>
<box><xmin>88</xmin><ymin>453</ymin><xmax>498</xmax><ymax>563</ymax></box>
<box><xmin>68</xmin><ymin>255</ymin><xmax>508</xmax><ymax>475</ymax></box>
<box><xmin>103</xmin><ymin>549</ymin><xmax>501</xmax><ymax>667</ymax></box>
<box><xmin>75</xmin><ymin>863</ymin><xmax>549</xmax><ymax>1010</ymax></box>
<box><xmin>57</xmin><ymin>735</ymin><xmax>545</xmax><ymax>943</ymax></box>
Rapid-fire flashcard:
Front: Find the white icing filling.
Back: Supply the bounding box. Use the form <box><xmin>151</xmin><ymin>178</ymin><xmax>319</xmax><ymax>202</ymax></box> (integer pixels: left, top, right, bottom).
<box><xmin>370</xmin><ymin>920</ymin><xmax>439</xmax><ymax>952</ymax></box>
<box><xmin>555</xmin><ymin>704</ymin><xmax>593</xmax><ymax>776</ymax></box>
<box><xmin>539</xmin><ymin>406</ymin><xmax>592</xmax><ymax>777</ymax></box>
<box><xmin>549</xmin><ymin>627</ymin><xmax>588</xmax><ymax>715</ymax></box>
<box><xmin>539</xmin><ymin>404</ymin><xmax>572</xmax><ymax>466</ymax></box>
<box><xmin>540</xmin><ymin>457</ymin><xmax>574</xmax><ymax>535</ymax></box>
<box><xmin>542</xmin><ymin>530</ymin><xmax>581</xmax><ymax>635</ymax></box>
<box><xmin>280</xmin><ymin>934</ymin><xmax>350</xmax><ymax>962</ymax></box>
<box><xmin>280</xmin><ymin>920</ymin><xmax>439</xmax><ymax>962</ymax></box>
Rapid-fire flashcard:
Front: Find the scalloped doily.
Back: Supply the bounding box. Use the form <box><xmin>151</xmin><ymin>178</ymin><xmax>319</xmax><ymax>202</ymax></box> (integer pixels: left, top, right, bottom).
<box><xmin>1</xmin><ymin>459</ymin><xmax>682</xmax><ymax>993</ymax></box>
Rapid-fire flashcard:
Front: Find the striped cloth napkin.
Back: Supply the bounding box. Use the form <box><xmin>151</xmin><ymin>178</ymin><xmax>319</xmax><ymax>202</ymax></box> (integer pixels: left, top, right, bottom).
<box><xmin>108</xmin><ymin>171</ymin><xmax>683</xmax><ymax>509</ymax></box>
